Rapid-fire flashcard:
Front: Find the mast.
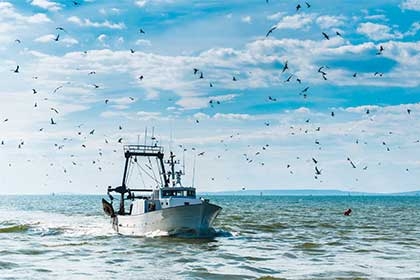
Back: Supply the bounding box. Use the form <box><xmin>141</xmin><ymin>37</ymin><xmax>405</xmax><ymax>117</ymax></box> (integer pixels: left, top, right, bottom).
<box><xmin>170</xmin><ymin>151</ymin><xmax>176</xmax><ymax>186</ymax></box>
<box><xmin>119</xmin><ymin>145</ymin><xmax>169</xmax><ymax>214</ymax></box>
<box><xmin>119</xmin><ymin>151</ymin><xmax>131</xmax><ymax>214</ymax></box>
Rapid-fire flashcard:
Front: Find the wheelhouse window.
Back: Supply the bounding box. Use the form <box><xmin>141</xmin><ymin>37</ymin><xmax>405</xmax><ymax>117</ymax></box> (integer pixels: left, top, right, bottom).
<box><xmin>161</xmin><ymin>189</ymin><xmax>196</xmax><ymax>198</ymax></box>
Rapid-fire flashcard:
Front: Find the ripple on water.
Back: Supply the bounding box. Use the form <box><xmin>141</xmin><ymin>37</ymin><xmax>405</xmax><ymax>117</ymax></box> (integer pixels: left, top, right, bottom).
<box><xmin>256</xmin><ymin>276</ymin><xmax>287</xmax><ymax>280</ymax></box>
<box><xmin>0</xmin><ymin>261</ymin><xmax>19</xmax><ymax>269</ymax></box>
<box><xmin>183</xmin><ymin>270</ymin><xmax>254</xmax><ymax>280</ymax></box>
<box><xmin>295</xmin><ymin>242</ymin><xmax>322</xmax><ymax>250</ymax></box>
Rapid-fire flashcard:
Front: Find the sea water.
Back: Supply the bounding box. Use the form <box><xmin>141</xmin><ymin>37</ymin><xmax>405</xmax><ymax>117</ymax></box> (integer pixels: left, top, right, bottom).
<box><xmin>0</xmin><ymin>195</ymin><xmax>419</xmax><ymax>279</ymax></box>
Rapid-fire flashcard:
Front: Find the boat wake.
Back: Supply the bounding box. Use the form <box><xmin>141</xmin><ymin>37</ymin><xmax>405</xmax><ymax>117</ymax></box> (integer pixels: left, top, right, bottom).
<box><xmin>0</xmin><ymin>209</ymin><xmax>113</xmax><ymax>238</ymax></box>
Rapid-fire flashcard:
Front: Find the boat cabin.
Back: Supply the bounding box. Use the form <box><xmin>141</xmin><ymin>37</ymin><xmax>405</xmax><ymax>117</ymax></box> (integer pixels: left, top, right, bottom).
<box><xmin>128</xmin><ymin>187</ymin><xmax>199</xmax><ymax>215</ymax></box>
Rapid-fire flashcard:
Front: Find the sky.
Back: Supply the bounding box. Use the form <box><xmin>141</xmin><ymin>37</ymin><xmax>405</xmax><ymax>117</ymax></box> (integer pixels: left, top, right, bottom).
<box><xmin>1</xmin><ymin>0</ymin><xmax>420</xmax><ymax>194</ymax></box>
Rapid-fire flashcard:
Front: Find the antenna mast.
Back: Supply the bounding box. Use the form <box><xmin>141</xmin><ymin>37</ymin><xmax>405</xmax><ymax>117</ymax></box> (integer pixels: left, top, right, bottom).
<box><xmin>192</xmin><ymin>154</ymin><xmax>196</xmax><ymax>188</ymax></box>
<box><xmin>144</xmin><ymin>127</ymin><xmax>147</xmax><ymax>146</ymax></box>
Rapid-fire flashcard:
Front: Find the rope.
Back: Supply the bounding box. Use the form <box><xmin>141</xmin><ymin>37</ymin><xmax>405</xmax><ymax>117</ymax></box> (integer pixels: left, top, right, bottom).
<box><xmin>148</xmin><ymin>156</ymin><xmax>159</xmax><ymax>184</ymax></box>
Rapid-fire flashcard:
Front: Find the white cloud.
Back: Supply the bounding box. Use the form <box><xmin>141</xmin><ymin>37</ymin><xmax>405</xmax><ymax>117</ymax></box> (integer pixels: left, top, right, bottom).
<box><xmin>67</xmin><ymin>16</ymin><xmax>125</xmax><ymax>29</ymax></box>
<box><xmin>405</xmin><ymin>22</ymin><xmax>420</xmax><ymax>36</ymax></box>
<box><xmin>34</xmin><ymin>34</ymin><xmax>56</xmax><ymax>43</ymax></box>
<box><xmin>135</xmin><ymin>39</ymin><xmax>152</xmax><ymax>46</ymax></box>
<box><xmin>267</xmin><ymin>12</ymin><xmax>285</xmax><ymax>21</ymax></box>
<box><xmin>30</xmin><ymin>0</ymin><xmax>62</xmax><ymax>11</ymax></box>
<box><xmin>34</xmin><ymin>34</ymin><xmax>78</xmax><ymax>45</ymax></box>
<box><xmin>135</xmin><ymin>0</ymin><xmax>147</xmax><ymax>7</ymax></box>
<box><xmin>364</xmin><ymin>14</ymin><xmax>388</xmax><ymax>21</ymax></box>
<box><xmin>400</xmin><ymin>0</ymin><xmax>420</xmax><ymax>11</ymax></box>
<box><xmin>357</xmin><ymin>22</ymin><xmax>403</xmax><ymax>40</ymax></box>
<box><xmin>275</xmin><ymin>13</ymin><xmax>314</xmax><ymax>30</ymax></box>
<box><xmin>241</xmin><ymin>15</ymin><xmax>252</xmax><ymax>24</ymax></box>
<box><xmin>27</xmin><ymin>13</ymin><xmax>51</xmax><ymax>23</ymax></box>
<box><xmin>213</xmin><ymin>113</ymin><xmax>253</xmax><ymax>120</ymax></box>
<box><xmin>193</xmin><ymin>112</ymin><xmax>210</xmax><ymax>120</ymax></box>
<box><xmin>315</xmin><ymin>15</ymin><xmax>346</xmax><ymax>29</ymax></box>
<box><xmin>61</xmin><ymin>37</ymin><xmax>79</xmax><ymax>46</ymax></box>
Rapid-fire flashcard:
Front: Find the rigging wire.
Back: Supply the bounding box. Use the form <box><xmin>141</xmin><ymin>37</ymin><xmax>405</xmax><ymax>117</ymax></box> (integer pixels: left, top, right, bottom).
<box><xmin>156</xmin><ymin>157</ymin><xmax>164</xmax><ymax>187</ymax></box>
<box><xmin>134</xmin><ymin>160</ymin><xmax>147</xmax><ymax>189</ymax></box>
<box><xmin>134</xmin><ymin>160</ymin><xmax>161</xmax><ymax>185</ymax></box>
<box><xmin>125</xmin><ymin>158</ymin><xmax>133</xmax><ymax>187</ymax></box>
<box><xmin>148</xmin><ymin>156</ymin><xmax>158</xmax><ymax>184</ymax></box>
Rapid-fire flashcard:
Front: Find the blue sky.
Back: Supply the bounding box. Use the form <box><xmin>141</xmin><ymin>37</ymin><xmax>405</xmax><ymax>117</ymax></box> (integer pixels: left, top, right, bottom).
<box><xmin>1</xmin><ymin>0</ymin><xmax>420</xmax><ymax>194</ymax></box>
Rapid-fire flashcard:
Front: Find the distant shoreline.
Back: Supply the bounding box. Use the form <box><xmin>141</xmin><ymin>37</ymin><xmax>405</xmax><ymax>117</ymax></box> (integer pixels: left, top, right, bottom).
<box><xmin>199</xmin><ymin>189</ymin><xmax>420</xmax><ymax>196</ymax></box>
<box><xmin>1</xmin><ymin>189</ymin><xmax>419</xmax><ymax>196</ymax></box>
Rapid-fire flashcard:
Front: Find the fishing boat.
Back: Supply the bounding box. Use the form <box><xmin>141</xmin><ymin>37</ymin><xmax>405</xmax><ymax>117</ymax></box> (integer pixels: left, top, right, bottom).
<box><xmin>102</xmin><ymin>144</ymin><xmax>222</xmax><ymax>237</ymax></box>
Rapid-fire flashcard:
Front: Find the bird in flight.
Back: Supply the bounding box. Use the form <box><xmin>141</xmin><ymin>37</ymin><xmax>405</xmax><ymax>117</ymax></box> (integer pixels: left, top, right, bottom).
<box><xmin>305</xmin><ymin>1</ymin><xmax>311</xmax><ymax>8</ymax></box>
<box><xmin>53</xmin><ymin>85</ymin><xmax>64</xmax><ymax>93</ymax></box>
<box><xmin>296</xmin><ymin>4</ymin><xmax>301</xmax><ymax>11</ymax></box>
<box><xmin>53</xmin><ymin>34</ymin><xmax>60</xmax><ymax>42</ymax></box>
<box><xmin>347</xmin><ymin>157</ymin><xmax>356</xmax><ymax>168</ymax></box>
<box><xmin>50</xmin><ymin>108</ymin><xmax>59</xmax><ymax>114</ymax></box>
<box><xmin>139</xmin><ymin>29</ymin><xmax>145</xmax><ymax>34</ymax></box>
<box><xmin>13</xmin><ymin>65</ymin><xmax>19</xmax><ymax>73</ymax></box>
<box><xmin>50</xmin><ymin>118</ymin><xmax>56</xmax><ymax>125</ymax></box>
<box><xmin>322</xmin><ymin>32</ymin><xmax>330</xmax><ymax>40</ymax></box>
<box><xmin>282</xmin><ymin>61</ymin><xmax>289</xmax><ymax>73</ymax></box>
<box><xmin>266</xmin><ymin>25</ymin><xmax>277</xmax><ymax>37</ymax></box>
<box><xmin>56</xmin><ymin>27</ymin><xmax>67</xmax><ymax>33</ymax></box>
<box><xmin>376</xmin><ymin>45</ymin><xmax>384</xmax><ymax>55</ymax></box>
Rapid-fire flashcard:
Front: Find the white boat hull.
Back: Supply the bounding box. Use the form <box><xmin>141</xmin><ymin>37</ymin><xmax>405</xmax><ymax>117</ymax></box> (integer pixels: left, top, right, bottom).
<box><xmin>112</xmin><ymin>202</ymin><xmax>221</xmax><ymax>237</ymax></box>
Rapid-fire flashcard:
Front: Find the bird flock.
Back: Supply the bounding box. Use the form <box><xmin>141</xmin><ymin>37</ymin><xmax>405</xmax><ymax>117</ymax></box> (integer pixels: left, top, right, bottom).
<box><xmin>0</xmin><ymin>0</ymin><xmax>418</xmax><ymax>192</ymax></box>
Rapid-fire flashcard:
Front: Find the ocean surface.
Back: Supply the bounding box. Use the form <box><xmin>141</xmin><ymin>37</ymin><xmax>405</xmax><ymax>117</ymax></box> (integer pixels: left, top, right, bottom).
<box><xmin>0</xmin><ymin>195</ymin><xmax>419</xmax><ymax>280</ymax></box>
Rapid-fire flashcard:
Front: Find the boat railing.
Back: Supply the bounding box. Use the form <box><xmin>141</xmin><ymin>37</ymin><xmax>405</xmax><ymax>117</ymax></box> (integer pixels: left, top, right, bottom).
<box><xmin>123</xmin><ymin>145</ymin><xmax>164</xmax><ymax>156</ymax></box>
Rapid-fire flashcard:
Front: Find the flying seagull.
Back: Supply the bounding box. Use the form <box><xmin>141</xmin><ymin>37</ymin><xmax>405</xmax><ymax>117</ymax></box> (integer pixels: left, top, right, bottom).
<box><xmin>266</xmin><ymin>25</ymin><xmax>277</xmax><ymax>37</ymax></box>
<box><xmin>50</xmin><ymin>107</ymin><xmax>59</xmax><ymax>114</ymax></box>
<box><xmin>282</xmin><ymin>61</ymin><xmax>289</xmax><ymax>73</ymax></box>
<box><xmin>322</xmin><ymin>32</ymin><xmax>330</xmax><ymax>40</ymax></box>
<box><xmin>347</xmin><ymin>157</ymin><xmax>356</xmax><ymax>168</ymax></box>
<box><xmin>56</xmin><ymin>27</ymin><xmax>67</xmax><ymax>33</ymax></box>
<box><xmin>13</xmin><ymin>65</ymin><xmax>19</xmax><ymax>73</ymax></box>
